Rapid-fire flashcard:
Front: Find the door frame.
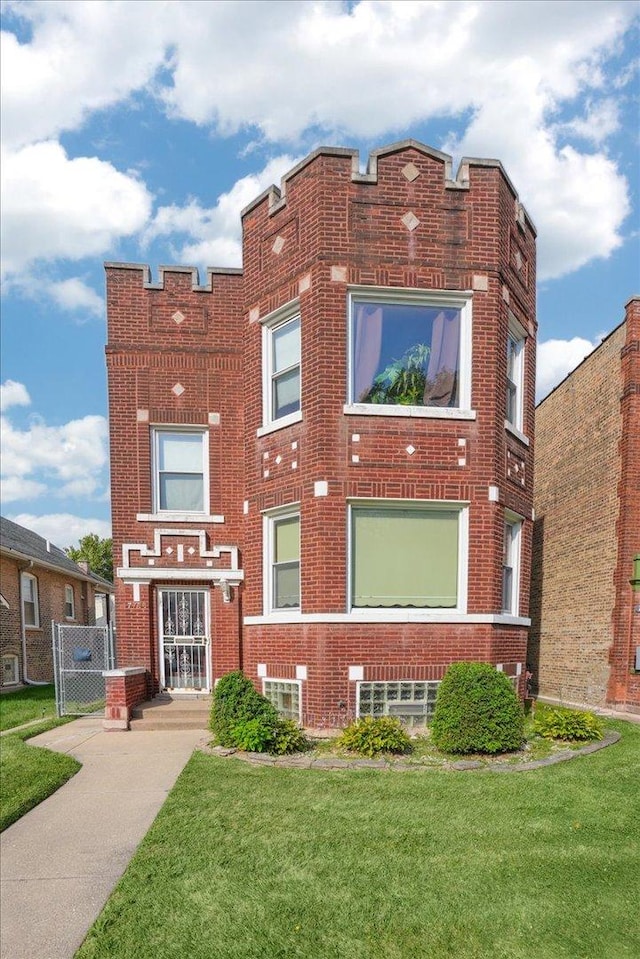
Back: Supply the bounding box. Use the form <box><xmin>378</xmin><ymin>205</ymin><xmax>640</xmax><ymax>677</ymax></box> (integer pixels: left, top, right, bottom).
<box><xmin>157</xmin><ymin>586</ymin><xmax>211</xmax><ymax>693</ymax></box>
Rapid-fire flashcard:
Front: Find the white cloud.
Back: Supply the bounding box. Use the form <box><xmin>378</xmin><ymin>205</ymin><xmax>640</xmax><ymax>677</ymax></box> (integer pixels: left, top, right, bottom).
<box><xmin>1</xmin><ymin>140</ymin><xmax>152</xmax><ymax>281</ymax></box>
<box><xmin>144</xmin><ymin>154</ymin><xmax>300</xmax><ymax>268</ymax></box>
<box><xmin>7</xmin><ymin>512</ymin><xmax>112</xmax><ymax>547</ymax></box>
<box><xmin>0</xmin><ymin>379</ymin><xmax>31</xmax><ymax>412</ymax></box>
<box><xmin>536</xmin><ymin>336</ymin><xmax>600</xmax><ymax>401</ymax></box>
<box><xmin>0</xmin><ymin>381</ymin><xmax>109</xmax><ymax>505</ymax></box>
<box><xmin>49</xmin><ymin>278</ymin><xmax>104</xmax><ymax>318</ymax></box>
<box><xmin>1</xmin><ymin>0</ymin><xmax>637</xmax><ymax>285</ymax></box>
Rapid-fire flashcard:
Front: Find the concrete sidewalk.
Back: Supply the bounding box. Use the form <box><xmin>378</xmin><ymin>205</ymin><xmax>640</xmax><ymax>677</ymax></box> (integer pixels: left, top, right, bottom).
<box><xmin>0</xmin><ymin>717</ymin><xmax>208</xmax><ymax>959</ymax></box>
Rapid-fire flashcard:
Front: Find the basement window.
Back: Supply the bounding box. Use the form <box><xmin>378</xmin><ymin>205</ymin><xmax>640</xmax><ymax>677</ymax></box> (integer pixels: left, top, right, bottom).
<box><xmin>357</xmin><ymin>681</ymin><xmax>440</xmax><ymax>727</ymax></box>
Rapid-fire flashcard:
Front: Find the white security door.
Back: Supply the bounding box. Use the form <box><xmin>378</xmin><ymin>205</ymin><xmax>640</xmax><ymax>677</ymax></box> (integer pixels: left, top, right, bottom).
<box><xmin>159</xmin><ymin>589</ymin><xmax>210</xmax><ymax>692</ymax></box>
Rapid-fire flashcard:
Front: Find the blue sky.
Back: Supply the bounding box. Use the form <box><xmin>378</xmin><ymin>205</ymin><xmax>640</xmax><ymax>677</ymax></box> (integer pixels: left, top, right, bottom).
<box><xmin>1</xmin><ymin>0</ymin><xmax>639</xmax><ymax>546</ymax></box>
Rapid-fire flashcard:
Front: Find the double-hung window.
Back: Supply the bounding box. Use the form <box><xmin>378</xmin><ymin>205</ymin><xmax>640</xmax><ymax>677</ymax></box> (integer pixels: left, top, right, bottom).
<box><xmin>21</xmin><ymin>572</ymin><xmax>39</xmax><ymax>627</ymax></box>
<box><xmin>64</xmin><ymin>585</ymin><xmax>75</xmax><ymax>620</ymax></box>
<box><xmin>502</xmin><ymin>514</ymin><xmax>522</xmax><ymax>615</ymax></box>
<box><xmin>506</xmin><ymin>313</ymin><xmax>526</xmax><ymax>435</ymax></box>
<box><xmin>262</xmin><ymin>306</ymin><xmax>301</xmax><ymax>431</ymax></box>
<box><xmin>152</xmin><ymin>429</ymin><xmax>207</xmax><ymax>514</ymax></box>
<box><xmin>265</xmin><ymin>511</ymin><xmax>300</xmax><ymax>612</ymax></box>
<box><xmin>350</xmin><ymin>502</ymin><xmax>465</xmax><ymax>611</ymax></box>
<box><xmin>348</xmin><ymin>288</ymin><xmax>472</xmax><ymax>413</ymax></box>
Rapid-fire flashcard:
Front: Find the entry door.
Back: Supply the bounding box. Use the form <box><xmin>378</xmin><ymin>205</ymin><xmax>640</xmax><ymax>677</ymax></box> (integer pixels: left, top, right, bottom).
<box><xmin>159</xmin><ymin>589</ymin><xmax>211</xmax><ymax>692</ymax></box>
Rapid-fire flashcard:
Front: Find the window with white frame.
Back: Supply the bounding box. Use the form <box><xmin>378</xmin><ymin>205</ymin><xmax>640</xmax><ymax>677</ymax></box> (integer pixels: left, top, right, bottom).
<box><xmin>262</xmin><ymin>310</ymin><xmax>301</xmax><ymax>429</ymax></box>
<box><xmin>350</xmin><ymin>503</ymin><xmax>464</xmax><ymax>610</ymax></box>
<box><xmin>2</xmin><ymin>654</ymin><xmax>20</xmax><ymax>686</ymax></box>
<box><xmin>358</xmin><ymin>681</ymin><xmax>440</xmax><ymax>727</ymax></box>
<box><xmin>348</xmin><ymin>288</ymin><xmax>472</xmax><ymax>411</ymax></box>
<box><xmin>263</xmin><ymin>679</ymin><xmax>301</xmax><ymax>721</ymax></box>
<box><xmin>265</xmin><ymin>511</ymin><xmax>300</xmax><ymax>612</ymax></box>
<box><xmin>506</xmin><ymin>314</ymin><xmax>526</xmax><ymax>432</ymax></box>
<box><xmin>152</xmin><ymin>428</ymin><xmax>208</xmax><ymax>513</ymax></box>
<box><xmin>502</xmin><ymin>515</ymin><xmax>522</xmax><ymax>615</ymax></box>
<box><xmin>64</xmin><ymin>585</ymin><xmax>75</xmax><ymax>619</ymax></box>
<box><xmin>21</xmin><ymin>572</ymin><xmax>39</xmax><ymax>627</ymax></box>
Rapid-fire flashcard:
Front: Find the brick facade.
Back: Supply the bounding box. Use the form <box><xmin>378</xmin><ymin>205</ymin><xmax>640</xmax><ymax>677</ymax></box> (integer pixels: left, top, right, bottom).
<box><xmin>530</xmin><ymin>297</ymin><xmax>640</xmax><ymax>713</ymax></box>
<box><xmin>1</xmin><ymin>553</ymin><xmax>98</xmax><ymax>685</ymax></box>
<box><xmin>106</xmin><ymin>141</ymin><xmax>537</xmax><ymax>725</ymax></box>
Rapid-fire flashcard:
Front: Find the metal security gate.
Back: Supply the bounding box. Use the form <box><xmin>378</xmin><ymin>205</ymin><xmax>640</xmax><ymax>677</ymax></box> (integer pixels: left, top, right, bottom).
<box><xmin>159</xmin><ymin>589</ymin><xmax>210</xmax><ymax>692</ymax></box>
<box><xmin>52</xmin><ymin>623</ymin><xmax>115</xmax><ymax>716</ymax></box>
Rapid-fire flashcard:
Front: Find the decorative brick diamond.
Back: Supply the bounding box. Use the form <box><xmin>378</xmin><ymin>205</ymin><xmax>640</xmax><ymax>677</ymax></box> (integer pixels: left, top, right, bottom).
<box><xmin>172</xmin><ymin>311</ymin><xmax>185</xmax><ymax>325</ymax></box>
<box><xmin>166</xmin><ymin>547</ymin><xmax>173</xmax><ymax>555</ymax></box>
<box><xmin>272</xmin><ymin>235</ymin><xmax>285</xmax><ymax>255</ymax></box>
<box><xmin>187</xmin><ymin>547</ymin><xmax>195</xmax><ymax>555</ymax></box>
<box><xmin>172</xmin><ymin>383</ymin><xmax>185</xmax><ymax>397</ymax></box>
<box><xmin>401</xmin><ymin>211</ymin><xmax>420</xmax><ymax>232</ymax></box>
<box><xmin>406</xmin><ymin>445</ymin><xmax>416</xmax><ymax>455</ymax></box>
<box><xmin>275</xmin><ymin>455</ymin><xmax>282</xmax><ymax>465</ymax></box>
<box><xmin>514</xmin><ymin>250</ymin><xmax>523</xmax><ymax>271</ymax></box>
<box><xmin>402</xmin><ymin>162</ymin><xmax>420</xmax><ymax>182</ymax></box>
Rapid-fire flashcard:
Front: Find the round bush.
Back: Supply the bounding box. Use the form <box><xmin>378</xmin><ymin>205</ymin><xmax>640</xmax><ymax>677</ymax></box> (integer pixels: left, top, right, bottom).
<box><xmin>430</xmin><ymin>662</ymin><xmax>524</xmax><ymax>755</ymax></box>
<box><xmin>337</xmin><ymin>716</ymin><xmax>412</xmax><ymax>758</ymax></box>
<box><xmin>210</xmin><ymin>671</ymin><xmax>277</xmax><ymax>747</ymax></box>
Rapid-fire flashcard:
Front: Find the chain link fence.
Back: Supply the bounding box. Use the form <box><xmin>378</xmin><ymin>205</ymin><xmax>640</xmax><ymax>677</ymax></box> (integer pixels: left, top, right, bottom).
<box><xmin>52</xmin><ymin>623</ymin><xmax>115</xmax><ymax>717</ymax></box>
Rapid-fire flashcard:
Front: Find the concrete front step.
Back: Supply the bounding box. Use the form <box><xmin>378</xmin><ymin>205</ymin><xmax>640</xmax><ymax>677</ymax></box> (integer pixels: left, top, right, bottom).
<box><xmin>130</xmin><ymin>694</ymin><xmax>211</xmax><ymax>731</ymax></box>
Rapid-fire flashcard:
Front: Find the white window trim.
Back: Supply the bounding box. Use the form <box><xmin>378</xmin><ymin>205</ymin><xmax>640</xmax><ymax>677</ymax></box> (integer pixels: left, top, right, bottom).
<box><xmin>262</xmin><ymin>504</ymin><xmax>301</xmax><ymax>615</ymax></box>
<box><xmin>151</xmin><ymin>427</ymin><xmax>209</xmax><ymax>516</ymax></box>
<box><xmin>260</xmin><ymin>299</ymin><xmax>302</xmax><ymax>434</ymax></box>
<box><xmin>505</xmin><ymin>312</ymin><xmax>527</xmax><ymax>438</ymax></box>
<box><xmin>20</xmin><ymin>572</ymin><xmax>40</xmax><ymax>629</ymax></box>
<box><xmin>346</xmin><ymin>285</ymin><xmax>474</xmax><ymax>417</ymax></box>
<box><xmin>64</xmin><ymin>584</ymin><xmax>75</xmax><ymax>620</ymax></box>
<box><xmin>347</xmin><ymin>498</ymin><xmax>469</xmax><ymax>616</ymax></box>
<box><xmin>262</xmin><ymin>678</ymin><xmax>303</xmax><ymax>722</ymax></box>
<box><xmin>502</xmin><ymin>510</ymin><xmax>523</xmax><ymax>616</ymax></box>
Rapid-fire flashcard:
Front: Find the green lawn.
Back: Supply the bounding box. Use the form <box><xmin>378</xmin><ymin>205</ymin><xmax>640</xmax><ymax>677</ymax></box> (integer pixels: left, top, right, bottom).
<box><xmin>77</xmin><ymin>719</ymin><xmax>639</xmax><ymax>959</ymax></box>
<box><xmin>0</xmin><ymin>720</ymin><xmax>81</xmax><ymax>831</ymax></box>
<box><xmin>0</xmin><ymin>684</ymin><xmax>57</xmax><ymax>731</ymax></box>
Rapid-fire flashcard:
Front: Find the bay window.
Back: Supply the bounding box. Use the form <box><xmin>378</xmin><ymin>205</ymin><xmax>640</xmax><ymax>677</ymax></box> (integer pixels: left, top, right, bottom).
<box><xmin>265</xmin><ymin>510</ymin><xmax>300</xmax><ymax>612</ymax></box>
<box><xmin>262</xmin><ymin>306</ymin><xmax>301</xmax><ymax>431</ymax></box>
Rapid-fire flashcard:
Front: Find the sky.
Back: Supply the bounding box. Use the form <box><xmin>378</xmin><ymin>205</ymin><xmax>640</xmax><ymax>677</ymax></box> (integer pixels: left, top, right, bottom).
<box><xmin>1</xmin><ymin>0</ymin><xmax>639</xmax><ymax>547</ymax></box>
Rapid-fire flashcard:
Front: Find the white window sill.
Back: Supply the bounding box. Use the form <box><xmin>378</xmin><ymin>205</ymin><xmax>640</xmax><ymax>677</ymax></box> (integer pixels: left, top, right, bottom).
<box><xmin>244</xmin><ymin>612</ymin><xmax>531</xmax><ymax>626</ymax></box>
<box><xmin>504</xmin><ymin>421</ymin><xmax>530</xmax><ymax>446</ymax></box>
<box><xmin>136</xmin><ymin>513</ymin><xmax>225</xmax><ymax>523</ymax></box>
<box><xmin>344</xmin><ymin>404</ymin><xmax>476</xmax><ymax>420</ymax></box>
<box><xmin>24</xmin><ymin>624</ymin><xmax>41</xmax><ymax>631</ymax></box>
<box><xmin>256</xmin><ymin>410</ymin><xmax>302</xmax><ymax>437</ymax></box>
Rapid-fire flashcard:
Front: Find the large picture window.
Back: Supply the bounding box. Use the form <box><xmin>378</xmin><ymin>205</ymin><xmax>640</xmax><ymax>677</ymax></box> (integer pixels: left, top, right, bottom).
<box><xmin>153</xmin><ymin>429</ymin><xmax>207</xmax><ymax>514</ymax></box>
<box><xmin>349</xmin><ymin>289</ymin><xmax>471</xmax><ymax>411</ymax></box>
<box><xmin>350</xmin><ymin>504</ymin><xmax>461</xmax><ymax>609</ymax></box>
<box><xmin>265</xmin><ymin>511</ymin><xmax>300</xmax><ymax>612</ymax></box>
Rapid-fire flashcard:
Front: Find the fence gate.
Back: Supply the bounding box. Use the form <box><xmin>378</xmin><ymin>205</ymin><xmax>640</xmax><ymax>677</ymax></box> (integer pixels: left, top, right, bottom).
<box><xmin>52</xmin><ymin>623</ymin><xmax>115</xmax><ymax>717</ymax></box>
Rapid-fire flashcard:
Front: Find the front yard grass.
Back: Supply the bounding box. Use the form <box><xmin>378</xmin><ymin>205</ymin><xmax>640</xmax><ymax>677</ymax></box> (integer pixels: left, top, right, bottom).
<box><xmin>77</xmin><ymin>719</ymin><xmax>639</xmax><ymax>959</ymax></box>
<box><xmin>0</xmin><ymin>720</ymin><xmax>80</xmax><ymax>831</ymax></box>
<box><xmin>0</xmin><ymin>683</ymin><xmax>57</xmax><ymax>731</ymax></box>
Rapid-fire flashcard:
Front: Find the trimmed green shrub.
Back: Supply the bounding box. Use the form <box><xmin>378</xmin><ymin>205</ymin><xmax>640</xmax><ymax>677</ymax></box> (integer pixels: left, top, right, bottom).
<box><xmin>270</xmin><ymin>719</ymin><xmax>310</xmax><ymax>755</ymax></box>
<box><xmin>210</xmin><ymin>671</ymin><xmax>277</xmax><ymax>747</ymax></box>
<box><xmin>337</xmin><ymin>716</ymin><xmax>413</xmax><ymax>758</ymax></box>
<box><xmin>430</xmin><ymin>662</ymin><xmax>524</xmax><ymax>755</ymax></box>
<box><xmin>533</xmin><ymin>705</ymin><xmax>604</xmax><ymax>742</ymax></box>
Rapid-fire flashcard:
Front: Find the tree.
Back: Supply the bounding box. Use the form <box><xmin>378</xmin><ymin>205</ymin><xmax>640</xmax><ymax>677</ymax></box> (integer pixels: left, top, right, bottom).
<box><xmin>66</xmin><ymin>534</ymin><xmax>113</xmax><ymax>583</ymax></box>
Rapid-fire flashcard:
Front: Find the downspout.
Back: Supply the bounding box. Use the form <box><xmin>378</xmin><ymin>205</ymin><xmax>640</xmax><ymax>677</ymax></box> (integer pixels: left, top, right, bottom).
<box><xmin>19</xmin><ymin>560</ymin><xmax>49</xmax><ymax>686</ymax></box>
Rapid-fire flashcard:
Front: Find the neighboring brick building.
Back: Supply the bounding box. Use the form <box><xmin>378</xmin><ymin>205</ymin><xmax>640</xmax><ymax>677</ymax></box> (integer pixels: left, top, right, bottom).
<box><xmin>530</xmin><ymin>296</ymin><xmax>640</xmax><ymax>714</ymax></box>
<box><xmin>0</xmin><ymin>517</ymin><xmax>114</xmax><ymax>686</ymax></box>
<box><xmin>105</xmin><ymin>140</ymin><xmax>537</xmax><ymax>728</ymax></box>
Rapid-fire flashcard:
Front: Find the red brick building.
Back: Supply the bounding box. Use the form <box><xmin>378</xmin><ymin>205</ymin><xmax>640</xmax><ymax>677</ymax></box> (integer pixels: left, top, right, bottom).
<box><xmin>105</xmin><ymin>140</ymin><xmax>537</xmax><ymax>729</ymax></box>
<box><xmin>530</xmin><ymin>296</ymin><xmax>640</xmax><ymax>714</ymax></box>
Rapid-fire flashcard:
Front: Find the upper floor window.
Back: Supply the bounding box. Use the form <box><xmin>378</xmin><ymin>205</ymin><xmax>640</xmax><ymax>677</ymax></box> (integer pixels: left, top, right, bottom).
<box><xmin>152</xmin><ymin>428</ymin><xmax>208</xmax><ymax>514</ymax></box>
<box><xmin>264</xmin><ymin>510</ymin><xmax>300</xmax><ymax>612</ymax></box>
<box><xmin>64</xmin><ymin>585</ymin><xmax>75</xmax><ymax>620</ymax></box>
<box><xmin>350</xmin><ymin>502</ymin><xmax>466</xmax><ymax>611</ymax></box>
<box><xmin>506</xmin><ymin>313</ymin><xmax>526</xmax><ymax>434</ymax></box>
<box><xmin>502</xmin><ymin>514</ymin><xmax>522</xmax><ymax>615</ymax></box>
<box><xmin>262</xmin><ymin>307</ymin><xmax>301</xmax><ymax>432</ymax></box>
<box><xmin>348</xmin><ymin>288</ymin><xmax>472</xmax><ymax>412</ymax></box>
<box><xmin>21</xmin><ymin>572</ymin><xmax>39</xmax><ymax>628</ymax></box>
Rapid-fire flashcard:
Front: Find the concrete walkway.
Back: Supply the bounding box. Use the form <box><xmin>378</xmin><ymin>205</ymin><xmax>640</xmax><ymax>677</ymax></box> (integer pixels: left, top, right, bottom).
<box><xmin>0</xmin><ymin>717</ymin><xmax>208</xmax><ymax>959</ymax></box>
